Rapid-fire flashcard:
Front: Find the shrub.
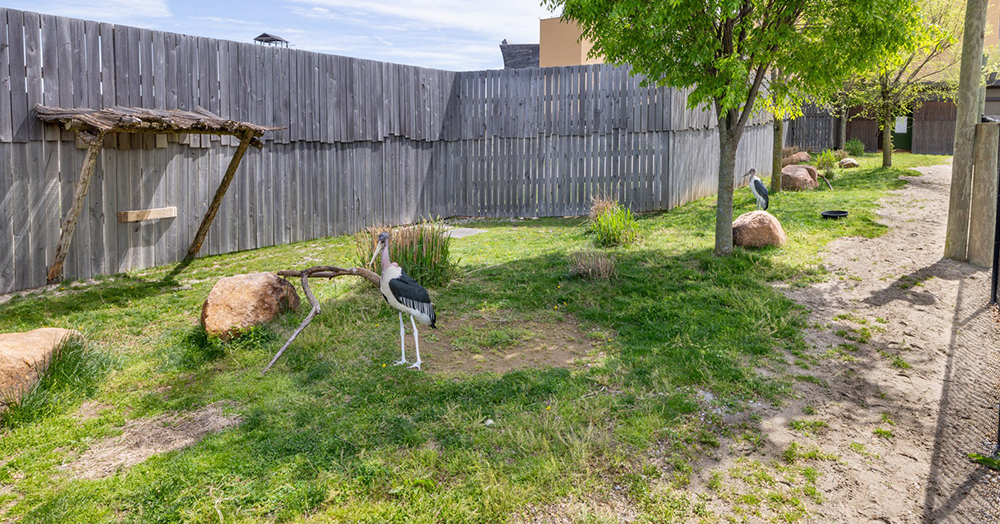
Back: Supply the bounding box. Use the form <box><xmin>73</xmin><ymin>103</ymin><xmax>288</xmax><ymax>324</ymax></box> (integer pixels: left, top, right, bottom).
<box><xmin>815</xmin><ymin>149</ymin><xmax>837</xmax><ymax>170</ymax></box>
<box><xmin>569</xmin><ymin>250</ymin><xmax>617</xmax><ymax>280</ymax></box>
<box><xmin>833</xmin><ymin>149</ymin><xmax>848</xmax><ymax>161</ymax></box>
<box><xmin>845</xmin><ymin>138</ymin><xmax>865</xmax><ymax>156</ymax></box>
<box><xmin>781</xmin><ymin>146</ymin><xmax>800</xmax><ymax>159</ymax></box>
<box><xmin>590</xmin><ymin>202</ymin><xmax>639</xmax><ymax>247</ymax></box>
<box><xmin>355</xmin><ymin>221</ymin><xmax>454</xmax><ymax>287</ymax></box>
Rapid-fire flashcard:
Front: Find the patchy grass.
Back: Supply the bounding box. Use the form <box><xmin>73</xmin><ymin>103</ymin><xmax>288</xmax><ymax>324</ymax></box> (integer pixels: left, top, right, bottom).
<box><xmin>0</xmin><ymin>154</ymin><xmax>947</xmax><ymax>522</ymax></box>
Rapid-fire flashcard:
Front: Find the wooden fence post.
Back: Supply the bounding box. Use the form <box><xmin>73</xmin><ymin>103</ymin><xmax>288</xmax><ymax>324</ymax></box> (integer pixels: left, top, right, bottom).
<box><xmin>946</xmin><ymin>0</ymin><xmax>989</xmax><ymax>261</ymax></box>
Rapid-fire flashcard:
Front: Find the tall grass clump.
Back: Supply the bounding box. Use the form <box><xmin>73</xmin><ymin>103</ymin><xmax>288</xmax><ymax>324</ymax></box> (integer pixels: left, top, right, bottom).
<box><xmin>355</xmin><ymin>221</ymin><xmax>454</xmax><ymax>287</ymax></box>
<box><xmin>1</xmin><ymin>335</ymin><xmax>113</xmax><ymax>427</ymax></box>
<box><xmin>816</xmin><ymin>149</ymin><xmax>837</xmax><ymax>170</ymax></box>
<box><xmin>589</xmin><ymin>198</ymin><xmax>639</xmax><ymax>248</ymax></box>
<box><xmin>845</xmin><ymin>138</ymin><xmax>865</xmax><ymax>157</ymax></box>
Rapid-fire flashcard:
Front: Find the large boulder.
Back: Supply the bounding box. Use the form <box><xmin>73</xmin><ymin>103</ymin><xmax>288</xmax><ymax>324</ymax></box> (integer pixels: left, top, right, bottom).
<box><xmin>781</xmin><ymin>165</ymin><xmax>819</xmax><ymax>191</ymax></box>
<box><xmin>201</xmin><ymin>273</ymin><xmax>300</xmax><ymax>340</ymax></box>
<box><xmin>781</xmin><ymin>151</ymin><xmax>811</xmax><ymax>167</ymax></box>
<box><xmin>0</xmin><ymin>328</ymin><xmax>82</xmax><ymax>402</ymax></box>
<box><xmin>839</xmin><ymin>158</ymin><xmax>860</xmax><ymax>169</ymax></box>
<box><xmin>733</xmin><ymin>211</ymin><xmax>787</xmax><ymax>248</ymax></box>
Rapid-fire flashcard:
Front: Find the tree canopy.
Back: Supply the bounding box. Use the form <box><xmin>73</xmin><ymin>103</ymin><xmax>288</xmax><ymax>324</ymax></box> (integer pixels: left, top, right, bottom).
<box><xmin>852</xmin><ymin>0</ymin><xmax>964</xmax><ymax>167</ymax></box>
<box><xmin>546</xmin><ymin>0</ymin><xmax>920</xmax><ymax>255</ymax></box>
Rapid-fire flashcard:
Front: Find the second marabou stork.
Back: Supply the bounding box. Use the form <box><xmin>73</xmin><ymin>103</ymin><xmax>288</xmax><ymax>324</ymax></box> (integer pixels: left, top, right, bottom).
<box><xmin>744</xmin><ymin>168</ymin><xmax>769</xmax><ymax>210</ymax></box>
<box><xmin>370</xmin><ymin>231</ymin><xmax>437</xmax><ymax>370</ymax></box>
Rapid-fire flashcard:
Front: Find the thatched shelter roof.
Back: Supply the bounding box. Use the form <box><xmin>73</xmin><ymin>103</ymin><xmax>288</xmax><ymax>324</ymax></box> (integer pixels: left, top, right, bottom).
<box><xmin>33</xmin><ymin>105</ymin><xmax>280</xmax><ymax>147</ymax></box>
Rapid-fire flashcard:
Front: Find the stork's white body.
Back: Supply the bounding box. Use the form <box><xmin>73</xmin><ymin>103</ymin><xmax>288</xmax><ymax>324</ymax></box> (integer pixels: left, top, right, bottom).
<box><xmin>380</xmin><ymin>263</ymin><xmax>435</xmax><ymax>326</ymax></box>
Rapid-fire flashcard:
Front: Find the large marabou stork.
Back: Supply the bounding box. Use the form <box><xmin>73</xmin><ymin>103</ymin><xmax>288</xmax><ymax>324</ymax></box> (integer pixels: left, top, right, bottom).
<box><xmin>744</xmin><ymin>168</ymin><xmax>769</xmax><ymax>210</ymax></box>
<box><xmin>369</xmin><ymin>231</ymin><xmax>437</xmax><ymax>370</ymax></box>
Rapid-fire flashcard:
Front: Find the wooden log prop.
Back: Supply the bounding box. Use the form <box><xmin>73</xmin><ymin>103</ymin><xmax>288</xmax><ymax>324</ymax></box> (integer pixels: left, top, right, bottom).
<box><xmin>47</xmin><ymin>134</ymin><xmax>106</xmax><ymax>284</ymax></box>
<box><xmin>261</xmin><ymin>265</ymin><xmax>380</xmax><ymax>374</ymax></box>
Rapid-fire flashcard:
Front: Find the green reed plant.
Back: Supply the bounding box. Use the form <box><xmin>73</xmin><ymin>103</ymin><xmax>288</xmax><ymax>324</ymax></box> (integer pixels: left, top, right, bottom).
<box><xmin>355</xmin><ymin>221</ymin><xmax>454</xmax><ymax>287</ymax></box>
<box><xmin>590</xmin><ymin>201</ymin><xmax>639</xmax><ymax>248</ymax></box>
<box><xmin>815</xmin><ymin>149</ymin><xmax>837</xmax><ymax>170</ymax></box>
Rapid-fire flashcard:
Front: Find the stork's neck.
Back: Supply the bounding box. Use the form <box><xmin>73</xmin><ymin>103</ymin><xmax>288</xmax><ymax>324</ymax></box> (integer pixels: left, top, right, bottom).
<box><xmin>381</xmin><ymin>241</ymin><xmax>391</xmax><ymax>271</ymax></box>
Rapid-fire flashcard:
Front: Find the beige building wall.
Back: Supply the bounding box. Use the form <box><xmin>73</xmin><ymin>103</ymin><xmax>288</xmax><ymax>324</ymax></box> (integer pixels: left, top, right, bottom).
<box><xmin>539</xmin><ymin>17</ymin><xmax>602</xmax><ymax>67</ymax></box>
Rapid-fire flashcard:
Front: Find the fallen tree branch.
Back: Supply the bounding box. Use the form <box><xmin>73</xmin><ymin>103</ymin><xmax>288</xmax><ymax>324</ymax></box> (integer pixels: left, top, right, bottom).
<box><xmin>818</xmin><ymin>174</ymin><xmax>833</xmax><ymax>190</ymax></box>
<box><xmin>261</xmin><ymin>265</ymin><xmax>380</xmax><ymax>374</ymax></box>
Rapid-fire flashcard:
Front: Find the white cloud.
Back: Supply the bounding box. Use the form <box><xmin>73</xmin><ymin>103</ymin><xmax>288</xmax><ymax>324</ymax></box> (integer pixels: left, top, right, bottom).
<box><xmin>14</xmin><ymin>0</ymin><xmax>172</xmax><ymax>25</ymax></box>
<box><xmin>288</xmin><ymin>0</ymin><xmax>559</xmax><ymax>45</ymax></box>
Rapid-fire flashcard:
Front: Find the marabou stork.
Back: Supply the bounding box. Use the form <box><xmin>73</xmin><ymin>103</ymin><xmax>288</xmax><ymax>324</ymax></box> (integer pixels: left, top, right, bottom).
<box><xmin>369</xmin><ymin>231</ymin><xmax>437</xmax><ymax>370</ymax></box>
<box><xmin>744</xmin><ymin>168</ymin><xmax>769</xmax><ymax>210</ymax></box>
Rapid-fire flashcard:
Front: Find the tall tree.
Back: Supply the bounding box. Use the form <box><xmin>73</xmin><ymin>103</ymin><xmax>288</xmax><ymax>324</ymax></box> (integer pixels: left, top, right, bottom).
<box><xmin>546</xmin><ymin>0</ymin><xmax>918</xmax><ymax>255</ymax></box>
<box><xmin>853</xmin><ymin>0</ymin><xmax>964</xmax><ymax>167</ymax></box>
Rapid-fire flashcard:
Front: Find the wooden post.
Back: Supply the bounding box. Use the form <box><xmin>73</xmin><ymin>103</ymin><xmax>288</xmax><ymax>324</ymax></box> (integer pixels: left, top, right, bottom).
<box><xmin>185</xmin><ymin>130</ymin><xmax>256</xmax><ymax>260</ymax></box>
<box><xmin>47</xmin><ymin>135</ymin><xmax>105</xmax><ymax>284</ymax></box>
<box><xmin>946</xmin><ymin>0</ymin><xmax>989</xmax><ymax>261</ymax></box>
<box><xmin>969</xmin><ymin>122</ymin><xmax>999</xmax><ymax>268</ymax></box>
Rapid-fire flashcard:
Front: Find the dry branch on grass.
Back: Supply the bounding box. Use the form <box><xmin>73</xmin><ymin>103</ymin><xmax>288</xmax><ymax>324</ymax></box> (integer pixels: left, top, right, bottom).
<box><xmin>261</xmin><ymin>266</ymin><xmax>379</xmax><ymax>374</ymax></box>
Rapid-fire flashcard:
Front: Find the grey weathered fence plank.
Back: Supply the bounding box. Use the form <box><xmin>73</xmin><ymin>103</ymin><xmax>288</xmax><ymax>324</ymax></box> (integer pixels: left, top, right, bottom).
<box><xmin>7</xmin><ymin>10</ymin><xmax>28</xmax><ymax>143</ymax></box>
<box><xmin>11</xmin><ymin>145</ymin><xmax>31</xmax><ymax>286</ymax></box>
<box><xmin>0</xmin><ymin>9</ymin><xmax>12</xmax><ymax>142</ymax></box>
<box><xmin>24</xmin><ymin>12</ymin><xmax>43</xmax><ymax>141</ymax></box>
<box><xmin>0</xmin><ymin>145</ymin><xmax>13</xmax><ymax>292</ymax></box>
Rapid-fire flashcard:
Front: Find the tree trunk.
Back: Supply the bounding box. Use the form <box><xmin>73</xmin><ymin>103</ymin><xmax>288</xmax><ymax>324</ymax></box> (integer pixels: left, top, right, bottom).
<box><xmin>771</xmin><ymin>117</ymin><xmax>783</xmax><ymax>193</ymax></box>
<box><xmin>839</xmin><ymin>111</ymin><xmax>848</xmax><ymax>150</ymax></box>
<box><xmin>882</xmin><ymin>119</ymin><xmax>893</xmax><ymax>168</ymax></box>
<box><xmin>715</xmin><ymin>109</ymin><xmax>740</xmax><ymax>256</ymax></box>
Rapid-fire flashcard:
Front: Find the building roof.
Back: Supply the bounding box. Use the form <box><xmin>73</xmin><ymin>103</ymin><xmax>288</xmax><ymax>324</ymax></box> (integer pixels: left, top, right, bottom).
<box><xmin>254</xmin><ymin>33</ymin><xmax>288</xmax><ymax>44</ymax></box>
<box><xmin>500</xmin><ymin>40</ymin><xmax>540</xmax><ymax>69</ymax></box>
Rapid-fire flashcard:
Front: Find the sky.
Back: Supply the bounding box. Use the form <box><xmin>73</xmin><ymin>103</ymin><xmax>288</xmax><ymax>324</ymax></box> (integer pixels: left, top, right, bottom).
<box><xmin>1</xmin><ymin>0</ymin><xmax>562</xmax><ymax>71</ymax></box>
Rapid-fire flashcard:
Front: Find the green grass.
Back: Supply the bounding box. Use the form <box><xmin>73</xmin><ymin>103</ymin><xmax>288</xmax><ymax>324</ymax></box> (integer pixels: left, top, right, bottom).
<box><xmin>0</xmin><ymin>153</ymin><xmax>948</xmax><ymax>522</ymax></box>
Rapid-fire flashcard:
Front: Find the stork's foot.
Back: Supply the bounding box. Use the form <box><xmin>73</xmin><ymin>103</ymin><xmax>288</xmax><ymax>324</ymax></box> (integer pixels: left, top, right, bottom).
<box><xmin>393</xmin><ymin>359</ymin><xmax>408</xmax><ymax>366</ymax></box>
<box><xmin>408</xmin><ymin>360</ymin><xmax>422</xmax><ymax>370</ymax></box>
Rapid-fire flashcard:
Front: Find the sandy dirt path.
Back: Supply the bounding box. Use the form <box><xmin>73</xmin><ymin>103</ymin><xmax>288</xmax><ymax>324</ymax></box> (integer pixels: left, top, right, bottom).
<box><xmin>688</xmin><ymin>163</ymin><xmax>1000</xmax><ymax>523</ymax></box>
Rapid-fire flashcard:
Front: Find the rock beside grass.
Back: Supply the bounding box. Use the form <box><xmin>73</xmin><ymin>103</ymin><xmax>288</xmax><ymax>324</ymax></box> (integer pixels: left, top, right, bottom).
<box><xmin>733</xmin><ymin>211</ymin><xmax>787</xmax><ymax>248</ymax></box>
<box><xmin>781</xmin><ymin>165</ymin><xmax>819</xmax><ymax>191</ymax></box>
<box><xmin>839</xmin><ymin>158</ymin><xmax>860</xmax><ymax>168</ymax></box>
<box><xmin>782</xmin><ymin>151</ymin><xmax>811</xmax><ymax>166</ymax></box>
<box><xmin>0</xmin><ymin>328</ymin><xmax>82</xmax><ymax>403</ymax></box>
<box><xmin>201</xmin><ymin>273</ymin><xmax>300</xmax><ymax>340</ymax></box>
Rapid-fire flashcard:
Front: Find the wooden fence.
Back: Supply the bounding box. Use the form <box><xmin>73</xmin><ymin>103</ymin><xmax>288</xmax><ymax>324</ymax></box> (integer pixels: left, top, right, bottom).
<box><xmin>0</xmin><ymin>8</ymin><xmax>773</xmax><ymax>293</ymax></box>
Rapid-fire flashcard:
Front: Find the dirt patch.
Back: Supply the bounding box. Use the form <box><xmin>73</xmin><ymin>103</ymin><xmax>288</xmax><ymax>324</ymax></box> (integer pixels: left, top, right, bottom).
<box><xmin>514</xmin><ymin>491</ymin><xmax>638</xmax><ymax>523</ymax></box>
<box><xmin>73</xmin><ymin>400</ymin><xmax>113</xmax><ymax>421</ymax></box>
<box><xmin>685</xmin><ymin>163</ymin><xmax>1000</xmax><ymax>521</ymax></box>
<box><xmin>61</xmin><ymin>401</ymin><xmax>241</xmax><ymax>480</ymax></box>
<box><xmin>416</xmin><ymin>315</ymin><xmax>608</xmax><ymax>375</ymax></box>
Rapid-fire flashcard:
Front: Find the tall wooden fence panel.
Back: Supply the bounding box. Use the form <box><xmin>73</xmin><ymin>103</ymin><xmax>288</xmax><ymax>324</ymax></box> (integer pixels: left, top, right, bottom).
<box><xmin>0</xmin><ymin>8</ymin><xmax>772</xmax><ymax>293</ymax></box>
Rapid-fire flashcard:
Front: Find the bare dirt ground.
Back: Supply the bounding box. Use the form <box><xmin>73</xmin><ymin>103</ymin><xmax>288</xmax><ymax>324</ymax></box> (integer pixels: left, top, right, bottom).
<box><xmin>687</xmin><ymin>163</ymin><xmax>1000</xmax><ymax>522</ymax></box>
<box><xmin>59</xmin><ymin>401</ymin><xmax>241</xmax><ymax>480</ymax></box>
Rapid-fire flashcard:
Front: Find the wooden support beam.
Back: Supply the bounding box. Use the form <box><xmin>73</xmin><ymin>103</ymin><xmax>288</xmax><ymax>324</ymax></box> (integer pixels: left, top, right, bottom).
<box><xmin>185</xmin><ymin>129</ymin><xmax>255</xmax><ymax>260</ymax></box>
<box><xmin>47</xmin><ymin>135</ymin><xmax>105</xmax><ymax>284</ymax></box>
<box><xmin>117</xmin><ymin>206</ymin><xmax>177</xmax><ymax>223</ymax></box>
<box><xmin>946</xmin><ymin>0</ymin><xmax>989</xmax><ymax>261</ymax></box>
<box><xmin>969</xmin><ymin>122</ymin><xmax>999</xmax><ymax>268</ymax></box>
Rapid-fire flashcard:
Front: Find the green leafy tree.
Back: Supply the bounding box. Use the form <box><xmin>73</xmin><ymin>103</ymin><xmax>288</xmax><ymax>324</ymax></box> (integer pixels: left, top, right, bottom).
<box><xmin>546</xmin><ymin>0</ymin><xmax>919</xmax><ymax>255</ymax></box>
<box><xmin>853</xmin><ymin>0</ymin><xmax>963</xmax><ymax>167</ymax></box>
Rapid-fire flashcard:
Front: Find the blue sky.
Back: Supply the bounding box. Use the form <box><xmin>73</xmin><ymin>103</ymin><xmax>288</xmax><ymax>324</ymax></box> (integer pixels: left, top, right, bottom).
<box><xmin>1</xmin><ymin>0</ymin><xmax>561</xmax><ymax>71</ymax></box>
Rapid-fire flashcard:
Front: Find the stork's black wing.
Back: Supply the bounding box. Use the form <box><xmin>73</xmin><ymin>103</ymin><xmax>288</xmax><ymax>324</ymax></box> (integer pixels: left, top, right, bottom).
<box><xmin>388</xmin><ymin>271</ymin><xmax>436</xmax><ymax>327</ymax></box>
<box><xmin>752</xmin><ymin>178</ymin><xmax>769</xmax><ymax>210</ymax></box>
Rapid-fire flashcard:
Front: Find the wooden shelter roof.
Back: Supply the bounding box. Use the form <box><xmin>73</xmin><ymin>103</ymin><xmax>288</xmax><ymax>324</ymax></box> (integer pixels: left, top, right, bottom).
<box><xmin>33</xmin><ymin>105</ymin><xmax>279</xmax><ymax>146</ymax></box>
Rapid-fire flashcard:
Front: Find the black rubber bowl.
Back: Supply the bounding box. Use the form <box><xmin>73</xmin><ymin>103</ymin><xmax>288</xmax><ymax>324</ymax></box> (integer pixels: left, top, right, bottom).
<box><xmin>821</xmin><ymin>210</ymin><xmax>849</xmax><ymax>220</ymax></box>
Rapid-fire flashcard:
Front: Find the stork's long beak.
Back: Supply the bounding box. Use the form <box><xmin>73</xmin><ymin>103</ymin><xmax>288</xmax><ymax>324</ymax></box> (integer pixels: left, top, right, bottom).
<box><xmin>368</xmin><ymin>240</ymin><xmax>383</xmax><ymax>268</ymax></box>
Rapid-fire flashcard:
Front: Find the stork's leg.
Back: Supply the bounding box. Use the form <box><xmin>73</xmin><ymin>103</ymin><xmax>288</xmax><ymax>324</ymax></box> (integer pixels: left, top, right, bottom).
<box><xmin>408</xmin><ymin>315</ymin><xmax>422</xmax><ymax>370</ymax></box>
<box><xmin>394</xmin><ymin>311</ymin><xmax>408</xmax><ymax>365</ymax></box>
